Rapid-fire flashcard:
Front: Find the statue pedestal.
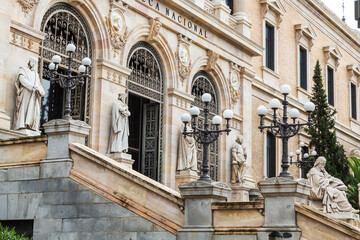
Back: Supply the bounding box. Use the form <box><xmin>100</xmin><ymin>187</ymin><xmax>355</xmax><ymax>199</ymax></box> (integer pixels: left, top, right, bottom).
<box><xmin>330</xmin><ymin>212</ymin><xmax>360</xmax><ymax>220</ymax></box>
<box><xmin>175</xmin><ymin>169</ymin><xmax>199</xmax><ymax>191</ymax></box>
<box><xmin>229</xmin><ymin>183</ymin><xmax>250</xmax><ymax>202</ymax></box>
<box><xmin>16</xmin><ymin>129</ymin><xmax>41</xmax><ymax>137</ymax></box>
<box><xmin>107</xmin><ymin>152</ymin><xmax>134</xmax><ymax>169</ymax></box>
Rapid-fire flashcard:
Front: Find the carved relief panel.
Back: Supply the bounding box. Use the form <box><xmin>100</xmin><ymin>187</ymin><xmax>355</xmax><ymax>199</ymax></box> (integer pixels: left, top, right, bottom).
<box><xmin>175</xmin><ymin>34</ymin><xmax>192</xmax><ymax>83</ymax></box>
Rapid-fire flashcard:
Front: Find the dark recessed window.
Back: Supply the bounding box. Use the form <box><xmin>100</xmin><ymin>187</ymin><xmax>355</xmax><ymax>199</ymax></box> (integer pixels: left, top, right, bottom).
<box><xmin>327</xmin><ymin>66</ymin><xmax>335</xmax><ymax>106</ymax></box>
<box><xmin>299</xmin><ymin>47</ymin><xmax>307</xmax><ymax>90</ymax></box>
<box><xmin>266</xmin><ymin>132</ymin><xmax>276</xmax><ymax>178</ymax></box>
<box><xmin>266</xmin><ymin>23</ymin><xmax>275</xmax><ymax>71</ymax></box>
<box><xmin>351</xmin><ymin>83</ymin><xmax>357</xmax><ymax>119</ymax></box>
<box><xmin>225</xmin><ymin>0</ymin><xmax>234</xmax><ymax>14</ymax></box>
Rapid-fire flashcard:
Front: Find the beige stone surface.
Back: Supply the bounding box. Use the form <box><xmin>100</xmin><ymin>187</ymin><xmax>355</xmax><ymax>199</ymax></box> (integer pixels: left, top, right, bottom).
<box><xmin>296</xmin><ymin>203</ymin><xmax>360</xmax><ymax>240</ymax></box>
<box><xmin>212</xmin><ymin>201</ymin><xmax>264</xmax><ymax>233</ymax></box>
<box><xmin>0</xmin><ymin>135</ymin><xmax>47</xmax><ymax>167</ymax></box>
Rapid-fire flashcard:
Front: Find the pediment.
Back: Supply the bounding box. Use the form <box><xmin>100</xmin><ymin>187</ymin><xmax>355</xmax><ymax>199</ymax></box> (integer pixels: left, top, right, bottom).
<box><xmin>294</xmin><ymin>23</ymin><xmax>317</xmax><ymax>40</ymax></box>
<box><xmin>261</xmin><ymin>0</ymin><xmax>286</xmax><ymax>16</ymax></box>
<box><xmin>323</xmin><ymin>45</ymin><xmax>343</xmax><ymax>60</ymax></box>
<box><xmin>347</xmin><ymin>64</ymin><xmax>360</xmax><ymax>81</ymax></box>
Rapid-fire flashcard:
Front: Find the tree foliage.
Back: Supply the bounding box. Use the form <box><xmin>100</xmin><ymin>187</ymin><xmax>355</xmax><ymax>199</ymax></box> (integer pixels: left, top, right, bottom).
<box><xmin>0</xmin><ymin>223</ymin><xmax>30</xmax><ymax>240</ymax></box>
<box><xmin>305</xmin><ymin>60</ymin><xmax>350</xmax><ymax>185</ymax></box>
<box><xmin>347</xmin><ymin>156</ymin><xmax>360</xmax><ymax>209</ymax></box>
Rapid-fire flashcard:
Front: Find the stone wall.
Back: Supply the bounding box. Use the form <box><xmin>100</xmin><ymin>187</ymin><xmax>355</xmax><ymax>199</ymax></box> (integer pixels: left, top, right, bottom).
<box><xmin>0</xmin><ymin>166</ymin><xmax>175</xmax><ymax>240</ymax></box>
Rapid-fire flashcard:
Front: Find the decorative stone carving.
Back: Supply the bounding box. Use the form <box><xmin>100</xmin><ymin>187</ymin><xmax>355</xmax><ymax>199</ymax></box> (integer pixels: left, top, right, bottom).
<box><xmin>350</xmin><ymin>148</ymin><xmax>360</xmax><ymax>158</ymax></box>
<box><xmin>260</xmin><ymin>0</ymin><xmax>285</xmax><ymax>28</ymax></box>
<box><xmin>177</xmin><ymin>125</ymin><xmax>197</xmax><ymax>172</ymax></box>
<box><xmin>231</xmin><ymin>135</ymin><xmax>249</xmax><ymax>184</ymax></box>
<box><xmin>175</xmin><ymin>35</ymin><xmax>192</xmax><ymax>83</ymax></box>
<box><xmin>13</xmin><ymin>57</ymin><xmax>45</xmax><ymax>132</ymax></box>
<box><xmin>294</xmin><ymin>23</ymin><xmax>317</xmax><ymax>50</ymax></box>
<box><xmin>16</xmin><ymin>0</ymin><xmax>39</xmax><ymax>14</ymax></box>
<box><xmin>147</xmin><ymin>17</ymin><xmax>162</xmax><ymax>43</ymax></box>
<box><xmin>105</xmin><ymin>6</ymin><xmax>128</xmax><ymax>56</ymax></box>
<box><xmin>229</xmin><ymin>63</ymin><xmax>241</xmax><ymax>104</ymax></box>
<box><xmin>107</xmin><ymin>93</ymin><xmax>131</xmax><ymax>153</ymax></box>
<box><xmin>206</xmin><ymin>49</ymin><xmax>219</xmax><ymax>71</ymax></box>
<box><xmin>323</xmin><ymin>46</ymin><xmax>342</xmax><ymax>70</ymax></box>
<box><xmin>307</xmin><ymin>156</ymin><xmax>359</xmax><ymax>214</ymax></box>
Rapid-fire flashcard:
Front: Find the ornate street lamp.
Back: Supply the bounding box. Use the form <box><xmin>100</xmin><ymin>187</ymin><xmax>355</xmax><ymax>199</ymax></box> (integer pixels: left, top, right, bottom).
<box><xmin>48</xmin><ymin>43</ymin><xmax>92</xmax><ymax>120</ymax></box>
<box><xmin>289</xmin><ymin>142</ymin><xmax>317</xmax><ymax>171</ymax></box>
<box><xmin>256</xmin><ymin>84</ymin><xmax>315</xmax><ymax>178</ymax></box>
<box><xmin>181</xmin><ymin>93</ymin><xmax>234</xmax><ymax>182</ymax></box>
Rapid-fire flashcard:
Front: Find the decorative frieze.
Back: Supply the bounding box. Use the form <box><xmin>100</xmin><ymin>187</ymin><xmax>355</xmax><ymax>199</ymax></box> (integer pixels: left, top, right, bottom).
<box><xmin>105</xmin><ymin>3</ymin><xmax>128</xmax><ymax>56</ymax></box>
<box><xmin>10</xmin><ymin>20</ymin><xmax>46</xmax><ymax>54</ymax></box>
<box><xmin>206</xmin><ymin>49</ymin><xmax>219</xmax><ymax>71</ymax></box>
<box><xmin>147</xmin><ymin>17</ymin><xmax>162</xmax><ymax>43</ymax></box>
<box><xmin>16</xmin><ymin>0</ymin><xmax>39</xmax><ymax>14</ymax></box>
<box><xmin>106</xmin><ymin>70</ymin><xmax>127</xmax><ymax>86</ymax></box>
<box><xmin>229</xmin><ymin>116</ymin><xmax>242</xmax><ymax>130</ymax></box>
<box><xmin>175</xmin><ymin>34</ymin><xmax>192</xmax><ymax>83</ymax></box>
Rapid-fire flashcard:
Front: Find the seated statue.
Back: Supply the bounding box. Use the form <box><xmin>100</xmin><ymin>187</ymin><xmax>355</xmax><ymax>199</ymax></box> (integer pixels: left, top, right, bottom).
<box><xmin>307</xmin><ymin>156</ymin><xmax>358</xmax><ymax>214</ymax></box>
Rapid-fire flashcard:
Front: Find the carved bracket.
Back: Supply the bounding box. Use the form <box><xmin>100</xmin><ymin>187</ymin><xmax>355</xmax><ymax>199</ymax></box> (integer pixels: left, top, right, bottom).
<box><xmin>16</xmin><ymin>0</ymin><xmax>39</xmax><ymax>14</ymax></box>
<box><xmin>206</xmin><ymin>49</ymin><xmax>219</xmax><ymax>72</ymax></box>
<box><xmin>147</xmin><ymin>17</ymin><xmax>162</xmax><ymax>43</ymax></box>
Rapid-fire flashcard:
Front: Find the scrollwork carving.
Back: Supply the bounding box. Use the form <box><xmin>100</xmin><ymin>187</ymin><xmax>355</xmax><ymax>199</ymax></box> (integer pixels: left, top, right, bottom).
<box><xmin>148</xmin><ymin>17</ymin><xmax>162</xmax><ymax>43</ymax></box>
<box><xmin>16</xmin><ymin>0</ymin><xmax>39</xmax><ymax>14</ymax></box>
<box><xmin>105</xmin><ymin>7</ymin><xmax>128</xmax><ymax>56</ymax></box>
<box><xmin>206</xmin><ymin>49</ymin><xmax>219</xmax><ymax>71</ymax></box>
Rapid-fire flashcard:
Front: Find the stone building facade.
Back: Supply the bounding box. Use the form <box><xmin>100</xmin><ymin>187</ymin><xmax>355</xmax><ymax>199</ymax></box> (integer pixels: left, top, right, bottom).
<box><xmin>0</xmin><ymin>0</ymin><xmax>360</xmax><ymax>239</ymax></box>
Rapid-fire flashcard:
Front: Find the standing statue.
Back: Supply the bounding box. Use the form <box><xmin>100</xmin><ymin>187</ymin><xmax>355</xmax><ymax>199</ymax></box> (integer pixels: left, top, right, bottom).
<box><xmin>307</xmin><ymin>156</ymin><xmax>358</xmax><ymax>214</ymax></box>
<box><xmin>231</xmin><ymin>135</ymin><xmax>249</xmax><ymax>184</ymax></box>
<box><xmin>108</xmin><ymin>93</ymin><xmax>131</xmax><ymax>153</ymax></box>
<box><xmin>12</xmin><ymin>57</ymin><xmax>45</xmax><ymax>131</ymax></box>
<box><xmin>177</xmin><ymin>126</ymin><xmax>197</xmax><ymax>172</ymax></box>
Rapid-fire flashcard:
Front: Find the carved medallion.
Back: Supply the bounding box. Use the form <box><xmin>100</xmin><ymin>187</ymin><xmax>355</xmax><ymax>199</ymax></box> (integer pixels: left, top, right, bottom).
<box><xmin>229</xmin><ymin>63</ymin><xmax>241</xmax><ymax>104</ymax></box>
<box><xmin>176</xmin><ymin>35</ymin><xmax>192</xmax><ymax>83</ymax></box>
<box><xmin>17</xmin><ymin>0</ymin><xmax>39</xmax><ymax>13</ymax></box>
<box><xmin>105</xmin><ymin>7</ymin><xmax>128</xmax><ymax>56</ymax></box>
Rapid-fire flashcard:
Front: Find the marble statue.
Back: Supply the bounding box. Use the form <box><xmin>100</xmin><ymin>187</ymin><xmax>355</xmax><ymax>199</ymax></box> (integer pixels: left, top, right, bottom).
<box><xmin>307</xmin><ymin>156</ymin><xmax>358</xmax><ymax>214</ymax></box>
<box><xmin>177</xmin><ymin>126</ymin><xmax>197</xmax><ymax>172</ymax></box>
<box><xmin>108</xmin><ymin>93</ymin><xmax>131</xmax><ymax>153</ymax></box>
<box><xmin>13</xmin><ymin>57</ymin><xmax>45</xmax><ymax>131</ymax></box>
<box><xmin>231</xmin><ymin>135</ymin><xmax>249</xmax><ymax>184</ymax></box>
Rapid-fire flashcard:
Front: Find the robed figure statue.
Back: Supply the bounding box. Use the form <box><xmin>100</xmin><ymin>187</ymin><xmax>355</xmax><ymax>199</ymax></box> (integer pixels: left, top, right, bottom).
<box><xmin>108</xmin><ymin>93</ymin><xmax>131</xmax><ymax>153</ymax></box>
<box><xmin>13</xmin><ymin>57</ymin><xmax>45</xmax><ymax>131</ymax></box>
<box><xmin>177</xmin><ymin>125</ymin><xmax>198</xmax><ymax>172</ymax></box>
<box><xmin>307</xmin><ymin>156</ymin><xmax>358</xmax><ymax>214</ymax></box>
<box><xmin>231</xmin><ymin>135</ymin><xmax>249</xmax><ymax>184</ymax></box>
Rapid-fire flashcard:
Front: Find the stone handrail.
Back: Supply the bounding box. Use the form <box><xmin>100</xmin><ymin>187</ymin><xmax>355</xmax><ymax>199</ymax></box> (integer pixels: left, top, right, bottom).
<box><xmin>69</xmin><ymin>142</ymin><xmax>184</xmax><ymax>235</ymax></box>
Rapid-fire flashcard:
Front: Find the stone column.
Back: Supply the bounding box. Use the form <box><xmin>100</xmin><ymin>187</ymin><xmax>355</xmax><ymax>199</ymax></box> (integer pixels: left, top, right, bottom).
<box><xmin>233</xmin><ymin>0</ymin><xmax>252</xmax><ymax>38</ymax></box>
<box><xmin>257</xmin><ymin>177</ymin><xmax>311</xmax><ymax>240</ymax></box>
<box><xmin>213</xmin><ymin>0</ymin><xmax>231</xmax><ymax>23</ymax></box>
<box><xmin>177</xmin><ymin>181</ymin><xmax>231</xmax><ymax>240</ymax></box>
<box><xmin>42</xmin><ymin>119</ymin><xmax>91</xmax><ymax>178</ymax></box>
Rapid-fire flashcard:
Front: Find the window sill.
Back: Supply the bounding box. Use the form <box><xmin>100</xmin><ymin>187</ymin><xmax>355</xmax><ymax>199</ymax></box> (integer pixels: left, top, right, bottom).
<box><xmin>262</xmin><ymin>66</ymin><xmax>280</xmax><ymax>89</ymax></box>
<box><xmin>262</xmin><ymin>66</ymin><xmax>280</xmax><ymax>79</ymax></box>
<box><xmin>296</xmin><ymin>86</ymin><xmax>311</xmax><ymax>104</ymax></box>
<box><xmin>350</xmin><ymin>118</ymin><xmax>360</xmax><ymax>133</ymax></box>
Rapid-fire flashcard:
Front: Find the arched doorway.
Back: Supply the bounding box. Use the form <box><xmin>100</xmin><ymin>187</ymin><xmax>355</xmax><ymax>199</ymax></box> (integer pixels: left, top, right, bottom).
<box><xmin>39</xmin><ymin>3</ymin><xmax>93</xmax><ymax>126</ymax></box>
<box><xmin>191</xmin><ymin>71</ymin><xmax>219</xmax><ymax>180</ymax></box>
<box><xmin>127</xmin><ymin>42</ymin><xmax>164</xmax><ymax>181</ymax></box>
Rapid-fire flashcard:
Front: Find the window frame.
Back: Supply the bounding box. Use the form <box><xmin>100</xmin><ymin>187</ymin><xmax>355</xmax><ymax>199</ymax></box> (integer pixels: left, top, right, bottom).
<box><xmin>298</xmin><ymin>46</ymin><xmax>308</xmax><ymax>91</ymax></box>
<box><xmin>350</xmin><ymin>82</ymin><xmax>358</xmax><ymax>120</ymax></box>
<box><xmin>326</xmin><ymin>65</ymin><xmax>335</xmax><ymax>107</ymax></box>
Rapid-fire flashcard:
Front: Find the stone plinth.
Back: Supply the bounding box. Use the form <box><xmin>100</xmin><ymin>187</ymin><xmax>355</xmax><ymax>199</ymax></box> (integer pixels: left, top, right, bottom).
<box><xmin>175</xmin><ymin>169</ymin><xmax>199</xmax><ymax>191</ymax></box>
<box><xmin>41</xmin><ymin>119</ymin><xmax>90</xmax><ymax>178</ymax></box>
<box><xmin>229</xmin><ymin>183</ymin><xmax>250</xmax><ymax>202</ymax></box>
<box><xmin>177</xmin><ymin>180</ymin><xmax>231</xmax><ymax>240</ymax></box>
<box><xmin>257</xmin><ymin>177</ymin><xmax>311</xmax><ymax>240</ymax></box>
<box><xmin>16</xmin><ymin>129</ymin><xmax>41</xmax><ymax>137</ymax></box>
<box><xmin>107</xmin><ymin>152</ymin><xmax>134</xmax><ymax>169</ymax></box>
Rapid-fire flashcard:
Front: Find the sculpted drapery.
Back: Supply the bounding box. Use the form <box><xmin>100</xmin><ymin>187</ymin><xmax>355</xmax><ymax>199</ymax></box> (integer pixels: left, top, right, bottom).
<box><xmin>307</xmin><ymin>156</ymin><xmax>358</xmax><ymax>214</ymax></box>
<box><xmin>177</xmin><ymin>126</ymin><xmax>197</xmax><ymax>171</ymax></box>
<box><xmin>108</xmin><ymin>93</ymin><xmax>131</xmax><ymax>153</ymax></box>
<box><xmin>231</xmin><ymin>135</ymin><xmax>249</xmax><ymax>184</ymax></box>
<box><xmin>13</xmin><ymin>57</ymin><xmax>45</xmax><ymax>131</ymax></box>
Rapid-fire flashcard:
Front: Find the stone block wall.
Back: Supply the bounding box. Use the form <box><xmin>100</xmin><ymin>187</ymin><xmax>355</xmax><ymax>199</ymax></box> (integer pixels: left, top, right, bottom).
<box><xmin>0</xmin><ymin>166</ymin><xmax>175</xmax><ymax>240</ymax></box>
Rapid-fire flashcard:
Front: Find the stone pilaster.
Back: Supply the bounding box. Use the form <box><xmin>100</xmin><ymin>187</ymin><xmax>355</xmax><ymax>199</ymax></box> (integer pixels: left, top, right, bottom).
<box><xmin>177</xmin><ymin>181</ymin><xmax>231</xmax><ymax>240</ymax></box>
<box><xmin>257</xmin><ymin>177</ymin><xmax>311</xmax><ymax>240</ymax></box>
<box><xmin>233</xmin><ymin>0</ymin><xmax>252</xmax><ymax>38</ymax></box>
<box><xmin>42</xmin><ymin>119</ymin><xmax>91</xmax><ymax>179</ymax></box>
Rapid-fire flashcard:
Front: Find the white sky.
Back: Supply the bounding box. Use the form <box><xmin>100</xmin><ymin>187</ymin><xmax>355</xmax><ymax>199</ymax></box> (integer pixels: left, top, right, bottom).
<box><xmin>321</xmin><ymin>0</ymin><xmax>358</xmax><ymax>29</ymax></box>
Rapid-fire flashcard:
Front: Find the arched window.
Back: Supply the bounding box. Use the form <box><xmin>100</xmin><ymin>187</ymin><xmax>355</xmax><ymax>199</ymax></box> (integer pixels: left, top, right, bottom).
<box><xmin>39</xmin><ymin>3</ymin><xmax>93</xmax><ymax>126</ymax></box>
<box><xmin>127</xmin><ymin>42</ymin><xmax>164</xmax><ymax>181</ymax></box>
<box><xmin>191</xmin><ymin>71</ymin><xmax>219</xmax><ymax>180</ymax></box>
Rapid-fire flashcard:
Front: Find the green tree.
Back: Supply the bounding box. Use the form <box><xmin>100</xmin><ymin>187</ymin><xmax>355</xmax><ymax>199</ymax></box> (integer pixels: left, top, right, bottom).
<box><xmin>347</xmin><ymin>156</ymin><xmax>360</xmax><ymax>209</ymax></box>
<box><xmin>305</xmin><ymin>60</ymin><xmax>351</xmax><ymax>185</ymax></box>
<box><xmin>0</xmin><ymin>222</ymin><xmax>30</xmax><ymax>240</ymax></box>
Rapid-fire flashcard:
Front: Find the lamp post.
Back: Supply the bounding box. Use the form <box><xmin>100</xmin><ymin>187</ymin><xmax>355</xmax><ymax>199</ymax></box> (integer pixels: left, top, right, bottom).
<box><xmin>181</xmin><ymin>93</ymin><xmax>234</xmax><ymax>182</ymax></box>
<box><xmin>48</xmin><ymin>43</ymin><xmax>92</xmax><ymax>120</ymax></box>
<box><xmin>289</xmin><ymin>142</ymin><xmax>317</xmax><ymax>173</ymax></box>
<box><xmin>256</xmin><ymin>84</ymin><xmax>315</xmax><ymax>178</ymax></box>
